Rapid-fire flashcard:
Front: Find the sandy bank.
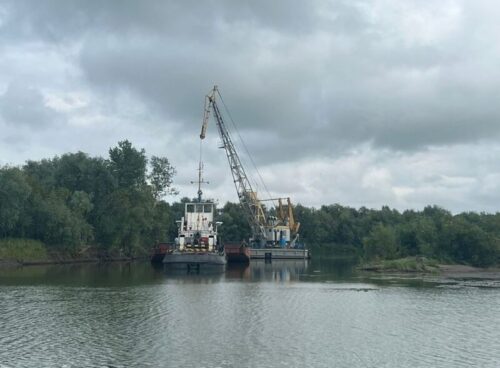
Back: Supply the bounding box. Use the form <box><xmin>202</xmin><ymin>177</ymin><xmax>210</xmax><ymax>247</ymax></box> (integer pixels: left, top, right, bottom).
<box><xmin>438</xmin><ymin>264</ymin><xmax>500</xmax><ymax>279</ymax></box>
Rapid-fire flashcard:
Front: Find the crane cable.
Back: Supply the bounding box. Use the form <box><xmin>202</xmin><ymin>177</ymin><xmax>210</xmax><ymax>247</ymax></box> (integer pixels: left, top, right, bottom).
<box><xmin>216</xmin><ymin>89</ymin><xmax>277</xmax><ymax>210</ymax></box>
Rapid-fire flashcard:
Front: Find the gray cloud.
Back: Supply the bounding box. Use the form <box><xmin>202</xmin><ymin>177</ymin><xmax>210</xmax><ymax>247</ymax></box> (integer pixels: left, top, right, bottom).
<box><xmin>0</xmin><ymin>83</ymin><xmax>59</xmax><ymax>127</ymax></box>
<box><xmin>74</xmin><ymin>0</ymin><xmax>500</xmax><ymax>155</ymax></box>
<box><xmin>1</xmin><ymin>0</ymin><xmax>500</xmax><ymax>212</ymax></box>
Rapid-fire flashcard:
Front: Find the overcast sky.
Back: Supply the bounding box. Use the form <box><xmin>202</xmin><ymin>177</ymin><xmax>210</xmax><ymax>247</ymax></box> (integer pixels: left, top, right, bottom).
<box><xmin>1</xmin><ymin>0</ymin><xmax>500</xmax><ymax>212</ymax></box>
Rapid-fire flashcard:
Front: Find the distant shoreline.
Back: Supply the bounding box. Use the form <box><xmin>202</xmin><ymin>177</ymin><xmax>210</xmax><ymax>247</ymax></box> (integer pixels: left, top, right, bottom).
<box><xmin>437</xmin><ymin>264</ymin><xmax>500</xmax><ymax>279</ymax></box>
<box><xmin>0</xmin><ymin>256</ymin><xmax>148</xmax><ymax>269</ymax></box>
<box><xmin>359</xmin><ymin>257</ymin><xmax>500</xmax><ymax>277</ymax></box>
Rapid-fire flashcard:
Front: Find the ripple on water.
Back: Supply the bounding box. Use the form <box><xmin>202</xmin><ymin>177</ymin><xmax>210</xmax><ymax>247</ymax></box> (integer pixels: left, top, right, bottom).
<box><xmin>1</xmin><ymin>264</ymin><xmax>500</xmax><ymax>368</ymax></box>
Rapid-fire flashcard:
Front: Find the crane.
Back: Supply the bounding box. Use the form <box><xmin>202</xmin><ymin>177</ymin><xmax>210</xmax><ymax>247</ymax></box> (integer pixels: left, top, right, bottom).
<box><xmin>200</xmin><ymin>86</ymin><xmax>300</xmax><ymax>247</ymax></box>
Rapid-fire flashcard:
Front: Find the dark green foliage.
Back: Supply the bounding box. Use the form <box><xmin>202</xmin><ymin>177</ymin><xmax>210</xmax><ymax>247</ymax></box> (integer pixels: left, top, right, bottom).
<box><xmin>363</xmin><ymin>224</ymin><xmax>398</xmax><ymax>260</ymax></box>
<box><xmin>0</xmin><ymin>167</ymin><xmax>31</xmax><ymax>236</ymax></box>
<box><xmin>0</xmin><ymin>141</ymin><xmax>176</xmax><ymax>256</ymax></box>
<box><xmin>439</xmin><ymin>217</ymin><xmax>499</xmax><ymax>267</ymax></box>
<box><xmin>213</xmin><ymin>200</ymin><xmax>498</xmax><ymax>266</ymax></box>
<box><xmin>149</xmin><ymin>156</ymin><xmax>178</xmax><ymax>199</ymax></box>
<box><xmin>150</xmin><ymin>201</ymin><xmax>171</xmax><ymax>244</ymax></box>
<box><xmin>1</xmin><ymin>142</ymin><xmax>499</xmax><ymax>266</ymax></box>
<box><xmin>95</xmin><ymin>188</ymin><xmax>154</xmax><ymax>255</ymax></box>
<box><xmin>30</xmin><ymin>189</ymin><xmax>93</xmax><ymax>249</ymax></box>
<box><xmin>217</xmin><ymin>202</ymin><xmax>251</xmax><ymax>242</ymax></box>
<box><xmin>109</xmin><ymin>140</ymin><xmax>147</xmax><ymax>189</ymax></box>
<box><xmin>296</xmin><ymin>203</ymin><xmax>499</xmax><ymax>266</ymax></box>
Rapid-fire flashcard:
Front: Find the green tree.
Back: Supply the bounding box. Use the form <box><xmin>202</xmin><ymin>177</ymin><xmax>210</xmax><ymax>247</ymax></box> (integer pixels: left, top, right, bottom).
<box><xmin>29</xmin><ymin>189</ymin><xmax>93</xmax><ymax>249</ymax></box>
<box><xmin>363</xmin><ymin>224</ymin><xmax>398</xmax><ymax>260</ymax></box>
<box><xmin>23</xmin><ymin>158</ymin><xmax>57</xmax><ymax>190</ymax></box>
<box><xmin>95</xmin><ymin>188</ymin><xmax>154</xmax><ymax>255</ymax></box>
<box><xmin>218</xmin><ymin>202</ymin><xmax>251</xmax><ymax>242</ymax></box>
<box><xmin>150</xmin><ymin>201</ymin><xmax>171</xmax><ymax>243</ymax></box>
<box><xmin>441</xmin><ymin>217</ymin><xmax>499</xmax><ymax>267</ymax></box>
<box><xmin>294</xmin><ymin>204</ymin><xmax>317</xmax><ymax>244</ymax></box>
<box><xmin>68</xmin><ymin>191</ymin><xmax>93</xmax><ymax>217</ymax></box>
<box><xmin>148</xmin><ymin>156</ymin><xmax>178</xmax><ymax>199</ymax></box>
<box><xmin>108</xmin><ymin>140</ymin><xmax>147</xmax><ymax>189</ymax></box>
<box><xmin>0</xmin><ymin>167</ymin><xmax>31</xmax><ymax>236</ymax></box>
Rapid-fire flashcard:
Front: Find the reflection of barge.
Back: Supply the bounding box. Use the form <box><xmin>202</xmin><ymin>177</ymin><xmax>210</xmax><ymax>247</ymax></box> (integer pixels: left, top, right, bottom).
<box><xmin>226</xmin><ymin>259</ymin><xmax>309</xmax><ymax>282</ymax></box>
<box><xmin>250</xmin><ymin>259</ymin><xmax>309</xmax><ymax>282</ymax></box>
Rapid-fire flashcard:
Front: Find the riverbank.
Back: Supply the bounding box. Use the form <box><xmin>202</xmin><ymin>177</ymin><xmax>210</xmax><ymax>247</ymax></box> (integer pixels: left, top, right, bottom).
<box><xmin>0</xmin><ymin>238</ymin><xmax>148</xmax><ymax>268</ymax></box>
<box><xmin>359</xmin><ymin>256</ymin><xmax>500</xmax><ymax>277</ymax></box>
<box><xmin>0</xmin><ymin>256</ymin><xmax>149</xmax><ymax>268</ymax></box>
<box><xmin>0</xmin><ymin>238</ymin><xmax>48</xmax><ymax>262</ymax></box>
<box><xmin>437</xmin><ymin>264</ymin><xmax>500</xmax><ymax>279</ymax></box>
<box><xmin>359</xmin><ymin>257</ymin><xmax>440</xmax><ymax>273</ymax></box>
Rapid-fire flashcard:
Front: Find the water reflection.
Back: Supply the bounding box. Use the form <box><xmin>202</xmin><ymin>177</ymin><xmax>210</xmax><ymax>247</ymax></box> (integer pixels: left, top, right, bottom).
<box><xmin>225</xmin><ymin>256</ymin><xmax>359</xmax><ymax>283</ymax></box>
<box><xmin>0</xmin><ymin>262</ymin><xmax>166</xmax><ymax>287</ymax></box>
<box><xmin>1</xmin><ymin>259</ymin><xmax>500</xmax><ymax>367</ymax></box>
<box><xmin>159</xmin><ymin>260</ymin><xmax>309</xmax><ymax>284</ymax></box>
<box><xmin>2</xmin><ymin>258</ymin><xmax>499</xmax><ymax>289</ymax></box>
<box><xmin>162</xmin><ymin>265</ymin><xmax>226</xmax><ymax>284</ymax></box>
<box><xmin>225</xmin><ymin>259</ymin><xmax>308</xmax><ymax>282</ymax></box>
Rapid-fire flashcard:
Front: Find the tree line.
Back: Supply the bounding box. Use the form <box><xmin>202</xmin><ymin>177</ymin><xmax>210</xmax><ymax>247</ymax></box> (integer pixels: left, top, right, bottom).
<box><xmin>294</xmin><ymin>204</ymin><xmax>500</xmax><ymax>267</ymax></box>
<box><xmin>0</xmin><ymin>140</ymin><xmax>176</xmax><ymax>256</ymax></box>
<box><xmin>218</xmin><ymin>202</ymin><xmax>500</xmax><ymax>267</ymax></box>
<box><xmin>0</xmin><ymin>141</ymin><xmax>499</xmax><ymax>266</ymax></box>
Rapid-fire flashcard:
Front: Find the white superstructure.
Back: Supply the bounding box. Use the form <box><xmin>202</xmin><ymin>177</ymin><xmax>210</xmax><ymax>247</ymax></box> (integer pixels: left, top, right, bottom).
<box><xmin>175</xmin><ymin>202</ymin><xmax>222</xmax><ymax>252</ymax></box>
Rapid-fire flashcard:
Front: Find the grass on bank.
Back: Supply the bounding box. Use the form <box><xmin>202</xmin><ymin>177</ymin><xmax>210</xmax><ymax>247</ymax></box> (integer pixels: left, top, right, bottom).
<box><xmin>359</xmin><ymin>256</ymin><xmax>440</xmax><ymax>273</ymax></box>
<box><xmin>0</xmin><ymin>238</ymin><xmax>150</xmax><ymax>264</ymax></box>
<box><xmin>0</xmin><ymin>238</ymin><xmax>48</xmax><ymax>262</ymax></box>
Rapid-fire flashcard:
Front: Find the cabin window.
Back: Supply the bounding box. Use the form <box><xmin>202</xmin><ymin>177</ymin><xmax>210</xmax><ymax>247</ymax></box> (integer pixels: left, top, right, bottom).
<box><xmin>187</xmin><ymin>204</ymin><xmax>194</xmax><ymax>213</ymax></box>
<box><xmin>195</xmin><ymin>204</ymin><xmax>204</xmax><ymax>213</ymax></box>
<box><xmin>204</xmin><ymin>204</ymin><xmax>212</xmax><ymax>213</ymax></box>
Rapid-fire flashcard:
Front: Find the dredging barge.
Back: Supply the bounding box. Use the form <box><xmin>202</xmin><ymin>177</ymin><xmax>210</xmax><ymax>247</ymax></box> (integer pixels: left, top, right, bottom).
<box><xmin>200</xmin><ymin>86</ymin><xmax>309</xmax><ymax>261</ymax></box>
<box><xmin>162</xmin><ymin>201</ymin><xmax>226</xmax><ymax>268</ymax></box>
<box><xmin>152</xmin><ymin>85</ymin><xmax>309</xmax><ymax>265</ymax></box>
<box><xmin>162</xmin><ymin>146</ymin><xmax>226</xmax><ymax>268</ymax></box>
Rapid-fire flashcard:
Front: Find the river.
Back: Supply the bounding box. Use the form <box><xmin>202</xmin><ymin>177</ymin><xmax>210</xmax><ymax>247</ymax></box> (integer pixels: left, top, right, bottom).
<box><xmin>1</xmin><ymin>258</ymin><xmax>499</xmax><ymax>367</ymax></box>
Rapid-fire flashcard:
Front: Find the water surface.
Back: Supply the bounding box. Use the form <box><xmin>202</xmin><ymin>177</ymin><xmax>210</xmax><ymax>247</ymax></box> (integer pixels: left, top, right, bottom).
<box><xmin>1</xmin><ymin>258</ymin><xmax>499</xmax><ymax>367</ymax></box>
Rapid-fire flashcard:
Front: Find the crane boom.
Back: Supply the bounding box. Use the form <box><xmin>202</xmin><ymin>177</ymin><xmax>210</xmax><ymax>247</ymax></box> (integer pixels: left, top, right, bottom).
<box><xmin>201</xmin><ymin>86</ymin><xmax>267</xmax><ymax>242</ymax></box>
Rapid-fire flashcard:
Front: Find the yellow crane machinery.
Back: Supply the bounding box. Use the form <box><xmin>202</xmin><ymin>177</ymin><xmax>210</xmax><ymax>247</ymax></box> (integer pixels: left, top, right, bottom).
<box><xmin>279</xmin><ymin>197</ymin><xmax>301</xmax><ymax>235</ymax></box>
<box><xmin>200</xmin><ymin>86</ymin><xmax>300</xmax><ymax>248</ymax></box>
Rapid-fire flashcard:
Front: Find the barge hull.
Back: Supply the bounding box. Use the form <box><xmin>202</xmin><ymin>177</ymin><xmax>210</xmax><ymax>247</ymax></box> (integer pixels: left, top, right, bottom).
<box><xmin>163</xmin><ymin>252</ymin><xmax>227</xmax><ymax>266</ymax></box>
<box><xmin>225</xmin><ymin>244</ymin><xmax>250</xmax><ymax>263</ymax></box>
<box><xmin>250</xmin><ymin>248</ymin><xmax>310</xmax><ymax>260</ymax></box>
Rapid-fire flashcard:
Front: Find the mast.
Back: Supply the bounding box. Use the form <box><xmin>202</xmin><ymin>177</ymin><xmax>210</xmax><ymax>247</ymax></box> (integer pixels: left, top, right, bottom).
<box><xmin>200</xmin><ymin>86</ymin><xmax>267</xmax><ymax>242</ymax></box>
<box><xmin>190</xmin><ymin>142</ymin><xmax>209</xmax><ymax>202</ymax></box>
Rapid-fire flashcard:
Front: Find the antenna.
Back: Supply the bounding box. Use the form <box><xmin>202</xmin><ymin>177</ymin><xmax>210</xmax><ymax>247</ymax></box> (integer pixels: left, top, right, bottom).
<box><xmin>190</xmin><ymin>140</ymin><xmax>209</xmax><ymax>202</ymax></box>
